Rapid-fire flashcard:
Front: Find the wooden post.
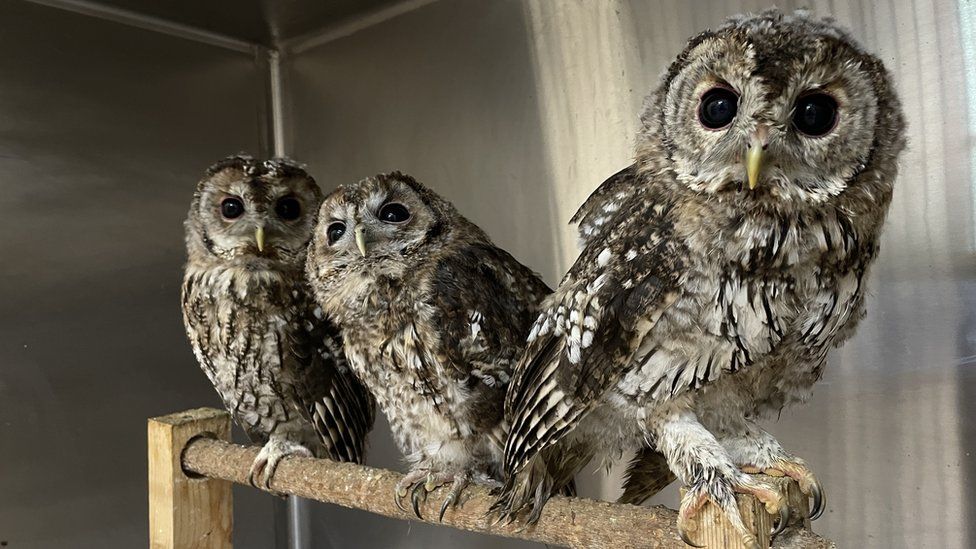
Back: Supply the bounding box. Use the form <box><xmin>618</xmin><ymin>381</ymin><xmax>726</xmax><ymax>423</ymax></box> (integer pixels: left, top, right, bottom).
<box><xmin>681</xmin><ymin>475</ymin><xmax>811</xmax><ymax>548</ymax></box>
<box><xmin>148</xmin><ymin>408</ymin><xmax>233</xmax><ymax>549</ymax></box>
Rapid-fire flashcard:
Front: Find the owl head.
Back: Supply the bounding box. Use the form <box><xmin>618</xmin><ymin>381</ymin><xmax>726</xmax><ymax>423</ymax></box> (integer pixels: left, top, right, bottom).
<box><xmin>185</xmin><ymin>155</ymin><xmax>324</xmax><ymax>269</ymax></box>
<box><xmin>308</xmin><ymin>171</ymin><xmax>486</xmax><ymax>284</ymax></box>
<box><xmin>639</xmin><ymin>9</ymin><xmax>905</xmax><ymax>204</ymax></box>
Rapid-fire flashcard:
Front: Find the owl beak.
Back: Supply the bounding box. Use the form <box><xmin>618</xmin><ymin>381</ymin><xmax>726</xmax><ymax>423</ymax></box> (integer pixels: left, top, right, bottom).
<box><xmin>255</xmin><ymin>226</ymin><xmax>266</xmax><ymax>252</ymax></box>
<box><xmin>746</xmin><ymin>124</ymin><xmax>770</xmax><ymax>190</ymax></box>
<box><xmin>746</xmin><ymin>142</ymin><xmax>763</xmax><ymax>190</ymax></box>
<box><xmin>354</xmin><ymin>225</ymin><xmax>368</xmax><ymax>257</ymax></box>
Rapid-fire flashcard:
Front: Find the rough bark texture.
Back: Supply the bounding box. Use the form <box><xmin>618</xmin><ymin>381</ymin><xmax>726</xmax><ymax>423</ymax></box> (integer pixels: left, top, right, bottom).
<box><xmin>181</xmin><ymin>433</ymin><xmax>834</xmax><ymax>548</ymax></box>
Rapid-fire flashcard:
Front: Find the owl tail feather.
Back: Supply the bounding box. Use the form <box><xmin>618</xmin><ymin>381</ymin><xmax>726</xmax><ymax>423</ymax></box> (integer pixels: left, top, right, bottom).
<box><xmin>618</xmin><ymin>446</ymin><xmax>676</xmax><ymax>505</ymax></box>
<box><xmin>490</xmin><ymin>442</ymin><xmax>588</xmax><ymax>524</ymax></box>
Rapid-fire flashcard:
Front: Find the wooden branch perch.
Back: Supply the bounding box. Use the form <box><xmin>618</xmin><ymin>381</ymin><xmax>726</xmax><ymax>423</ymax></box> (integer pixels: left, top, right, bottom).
<box><xmin>153</xmin><ymin>408</ymin><xmax>836</xmax><ymax>548</ymax></box>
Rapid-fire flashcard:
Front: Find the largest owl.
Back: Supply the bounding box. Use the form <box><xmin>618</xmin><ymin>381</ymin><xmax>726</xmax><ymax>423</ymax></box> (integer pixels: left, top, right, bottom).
<box><xmin>182</xmin><ymin>155</ymin><xmax>375</xmax><ymax>491</ymax></box>
<box><xmin>306</xmin><ymin>172</ymin><xmax>551</xmax><ymax>520</ymax></box>
<box><xmin>495</xmin><ymin>10</ymin><xmax>904</xmax><ymax>548</ymax></box>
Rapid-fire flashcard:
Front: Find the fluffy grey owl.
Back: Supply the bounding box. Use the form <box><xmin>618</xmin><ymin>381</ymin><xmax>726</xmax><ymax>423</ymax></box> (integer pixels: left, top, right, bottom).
<box><xmin>306</xmin><ymin>172</ymin><xmax>551</xmax><ymax>519</ymax></box>
<box><xmin>495</xmin><ymin>10</ymin><xmax>904</xmax><ymax>547</ymax></box>
<box><xmin>182</xmin><ymin>155</ymin><xmax>375</xmax><ymax>491</ymax></box>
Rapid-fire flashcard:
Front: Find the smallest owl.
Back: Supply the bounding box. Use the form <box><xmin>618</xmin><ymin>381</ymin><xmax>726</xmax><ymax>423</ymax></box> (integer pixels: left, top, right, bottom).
<box><xmin>306</xmin><ymin>172</ymin><xmax>551</xmax><ymax>520</ymax></box>
<box><xmin>182</xmin><ymin>155</ymin><xmax>375</xmax><ymax>491</ymax></box>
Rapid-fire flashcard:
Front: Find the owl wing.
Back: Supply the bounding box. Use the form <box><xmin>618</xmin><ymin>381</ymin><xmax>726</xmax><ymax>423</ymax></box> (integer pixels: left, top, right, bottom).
<box><xmin>289</xmin><ymin>293</ymin><xmax>376</xmax><ymax>464</ymax></box>
<box><xmin>429</xmin><ymin>242</ymin><xmax>552</xmax><ymax>384</ymax></box>
<box><xmin>504</xmin><ymin>179</ymin><xmax>683</xmax><ymax>474</ymax></box>
<box><xmin>569</xmin><ymin>164</ymin><xmax>637</xmax><ymax>249</ymax></box>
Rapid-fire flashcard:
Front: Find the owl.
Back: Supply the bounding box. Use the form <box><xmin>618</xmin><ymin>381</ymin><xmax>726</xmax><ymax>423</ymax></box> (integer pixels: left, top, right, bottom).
<box><xmin>495</xmin><ymin>10</ymin><xmax>905</xmax><ymax>548</ymax></box>
<box><xmin>182</xmin><ymin>155</ymin><xmax>375</xmax><ymax>491</ymax></box>
<box><xmin>305</xmin><ymin>172</ymin><xmax>552</xmax><ymax>520</ymax></box>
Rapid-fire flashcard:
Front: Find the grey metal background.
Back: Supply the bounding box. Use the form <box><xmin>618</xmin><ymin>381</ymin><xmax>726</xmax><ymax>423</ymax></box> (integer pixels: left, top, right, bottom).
<box><xmin>0</xmin><ymin>1</ymin><xmax>972</xmax><ymax>548</ymax></box>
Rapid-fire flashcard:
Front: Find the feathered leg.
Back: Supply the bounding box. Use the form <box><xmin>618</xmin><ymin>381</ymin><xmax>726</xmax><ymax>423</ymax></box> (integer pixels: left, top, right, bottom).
<box><xmin>650</xmin><ymin>410</ymin><xmax>787</xmax><ymax>549</ymax></box>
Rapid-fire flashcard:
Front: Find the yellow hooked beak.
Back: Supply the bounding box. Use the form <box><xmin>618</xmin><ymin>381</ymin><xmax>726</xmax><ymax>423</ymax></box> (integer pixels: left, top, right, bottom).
<box><xmin>354</xmin><ymin>225</ymin><xmax>368</xmax><ymax>257</ymax></box>
<box><xmin>746</xmin><ymin>124</ymin><xmax>769</xmax><ymax>190</ymax></box>
<box><xmin>255</xmin><ymin>226</ymin><xmax>265</xmax><ymax>252</ymax></box>
<box><xmin>746</xmin><ymin>143</ymin><xmax>763</xmax><ymax>190</ymax></box>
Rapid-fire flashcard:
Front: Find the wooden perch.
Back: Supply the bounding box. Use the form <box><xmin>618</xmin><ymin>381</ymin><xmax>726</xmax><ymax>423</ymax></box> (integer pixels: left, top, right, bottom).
<box><xmin>151</xmin><ymin>408</ymin><xmax>835</xmax><ymax>548</ymax></box>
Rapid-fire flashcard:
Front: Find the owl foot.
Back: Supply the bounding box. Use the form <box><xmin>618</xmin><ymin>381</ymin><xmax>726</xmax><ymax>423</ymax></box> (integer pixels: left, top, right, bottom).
<box><xmin>741</xmin><ymin>459</ymin><xmax>825</xmax><ymax>520</ymax></box>
<box><xmin>393</xmin><ymin>469</ymin><xmax>472</xmax><ymax>521</ymax></box>
<box><xmin>248</xmin><ymin>438</ymin><xmax>313</xmax><ymax>495</ymax></box>
<box><xmin>431</xmin><ymin>471</ymin><xmax>471</xmax><ymax>522</ymax></box>
<box><xmin>394</xmin><ymin>469</ymin><xmax>430</xmax><ymax>517</ymax></box>
<box><xmin>678</xmin><ymin>473</ymin><xmax>788</xmax><ymax>549</ymax></box>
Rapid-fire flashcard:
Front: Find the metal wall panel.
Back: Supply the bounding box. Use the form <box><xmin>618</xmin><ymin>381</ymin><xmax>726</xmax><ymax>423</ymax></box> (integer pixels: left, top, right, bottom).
<box><xmin>0</xmin><ymin>1</ymin><xmax>275</xmax><ymax>547</ymax></box>
<box><xmin>289</xmin><ymin>1</ymin><xmax>975</xmax><ymax>547</ymax></box>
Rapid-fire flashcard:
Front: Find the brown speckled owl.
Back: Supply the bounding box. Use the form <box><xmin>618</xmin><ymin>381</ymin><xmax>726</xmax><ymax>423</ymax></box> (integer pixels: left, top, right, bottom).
<box><xmin>182</xmin><ymin>155</ymin><xmax>375</xmax><ymax>491</ymax></box>
<box><xmin>306</xmin><ymin>172</ymin><xmax>551</xmax><ymax>520</ymax></box>
<box><xmin>495</xmin><ymin>10</ymin><xmax>905</xmax><ymax>547</ymax></box>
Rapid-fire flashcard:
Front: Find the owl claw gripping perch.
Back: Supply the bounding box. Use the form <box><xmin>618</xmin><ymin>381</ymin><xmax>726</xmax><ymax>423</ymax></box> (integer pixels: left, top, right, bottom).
<box><xmin>677</xmin><ymin>472</ymin><xmax>789</xmax><ymax>549</ymax></box>
<box><xmin>247</xmin><ymin>437</ymin><xmax>313</xmax><ymax>494</ymax></box>
<box><xmin>743</xmin><ymin>459</ymin><xmax>827</xmax><ymax>520</ymax></box>
<box><xmin>393</xmin><ymin>469</ymin><xmax>471</xmax><ymax>521</ymax></box>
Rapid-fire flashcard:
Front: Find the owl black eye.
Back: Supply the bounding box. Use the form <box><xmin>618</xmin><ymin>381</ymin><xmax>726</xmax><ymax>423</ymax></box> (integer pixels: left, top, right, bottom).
<box><xmin>220</xmin><ymin>197</ymin><xmax>244</xmax><ymax>219</ymax></box>
<box><xmin>379</xmin><ymin>203</ymin><xmax>410</xmax><ymax>223</ymax></box>
<box><xmin>698</xmin><ymin>87</ymin><xmax>739</xmax><ymax>129</ymax></box>
<box><xmin>326</xmin><ymin>222</ymin><xmax>346</xmax><ymax>245</ymax></box>
<box><xmin>793</xmin><ymin>93</ymin><xmax>838</xmax><ymax>137</ymax></box>
<box><xmin>275</xmin><ymin>196</ymin><xmax>301</xmax><ymax>221</ymax></box>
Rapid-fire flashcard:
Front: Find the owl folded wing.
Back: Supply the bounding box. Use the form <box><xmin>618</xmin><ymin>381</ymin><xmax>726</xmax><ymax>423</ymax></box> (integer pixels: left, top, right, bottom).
<box><xmin>427</xmin><ymin>242</ymin><xmax>552</xmax><ymax>386</ymax></box>
<box><xmin>570</xmin><ymin>164</ymin><xmax>638</xmax><ymax>249</ymax></box>
<box><xmin>504</xmin><ymin>181</ymin><xmax>683</xmax><ymax>474</ymax></box>
<box><xmin>288</xmin><ymin>296</ymin><xmax>376</xmax><ymax>464</ymax></box>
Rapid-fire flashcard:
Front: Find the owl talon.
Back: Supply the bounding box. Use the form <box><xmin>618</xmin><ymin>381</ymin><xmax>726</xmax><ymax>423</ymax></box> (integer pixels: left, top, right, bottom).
<box><xmin>438</xmin><ymin>495</ymin><xmax>453</xmax><ymax>522</ymax></box>
<box><xmin>678</xmin><ymin>525</ymin><xmax>705</xmax><ymax>548</ymax></box>
<box><xmin>437</xmin><ymin>473</ymin><xmax>470</xmax><ymax>522</ymax></box>
<box><xmin>394</xmin><ymin>491</ymin><xmax>408</xmax><ymax>514</ymax></box>
<box><xmin>772</xmin><ymin>504</ymin><xmax>790</xmax><ymax>536</ymax></box>
<box><xmin>809</xmin><ymin>481</ymin><xmax>825</xmax><ymax>520</ymax></box>
<box><xmin>411</xmin><ymin>482</ymin><xmax>427</xmax><ymax>519</ymax></box>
